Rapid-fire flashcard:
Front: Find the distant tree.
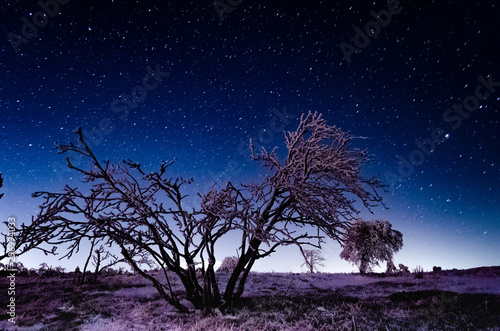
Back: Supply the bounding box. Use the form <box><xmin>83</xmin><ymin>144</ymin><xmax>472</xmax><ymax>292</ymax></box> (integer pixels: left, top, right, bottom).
<box><xmin>14</xmin><ymin>112</ymin><xmax>385</xmax><ymax>314</ymax></box>
<box><xmin>398</xmin><ymin>263</ymin><xmax>410</xmax><ymax>274</ymax></box>
<box><xmin>340</xmin><ymin>219</ymin><xmax>403</xmax><ymax>274</ymax></box>
<box><xmin>76</xmin><ymin>238</ymin><xmax>130</xmax><ymax>284</ymax></box>
<box><xmin>38</xmin><ymin>263</ymin><xmax>59</xmax><ymax>277</ymax></box>
<box><xmin>38</xmin><ymin>262</ymin><xmax>65</xmax><ymax>276</ymax></box>
<box><xmin>300</xmin><ymin>249</ymin><xmax>326</xmax><ymax>273</ymax></box>
<box><xmin>73</xmin><ymin>266</ymin><xmax>82</xmax><ymax>284</ymax></box>
<box><xmin>217</xmin><ymin>256</ymin><xmax>239</xmax><ymax>273</ymax></box>
<box><xmin>89</xmin><ymin>245</ymin><xmax>125</xmax><ymax>283</ymax></box>
<box><xmin>102</xmin><ymin>267</ymin><xmax>118</xmax><ymax>276</ymax></box>
<box><xmin>0</xmin><ymin>261</ymin><xmax>27</xmax><ymax>275</ymax></box>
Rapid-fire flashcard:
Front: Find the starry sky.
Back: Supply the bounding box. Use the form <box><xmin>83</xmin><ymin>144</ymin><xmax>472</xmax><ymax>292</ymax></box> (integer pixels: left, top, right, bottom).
<box><xmin>0</xmin><ymin>0</ymin><xmax>498</xmax><ymax>273</ymax></box>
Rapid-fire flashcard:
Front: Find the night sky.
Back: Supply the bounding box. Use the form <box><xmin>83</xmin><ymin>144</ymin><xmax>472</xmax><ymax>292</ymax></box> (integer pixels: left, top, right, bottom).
<box><xmin>0</xmin><ymin>0</ymin><xmax>498</xmax><ymax>273</ymax></box>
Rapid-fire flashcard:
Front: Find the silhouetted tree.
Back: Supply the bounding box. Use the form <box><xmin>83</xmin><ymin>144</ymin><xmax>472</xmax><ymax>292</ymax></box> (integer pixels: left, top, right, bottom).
<box><xmin>21</xmin><ymin>112</ymin><xmax>384</xmax><ymax>313</ymax></box>
<box><xmin>340</xmin><ymin>219</ymin><xmax>403</xmax><ymax>274</ymax></box>
<box><xmin>300</xmin><ymin>249</ymin><xmax>326</xmax><ymax>273</ymax></box>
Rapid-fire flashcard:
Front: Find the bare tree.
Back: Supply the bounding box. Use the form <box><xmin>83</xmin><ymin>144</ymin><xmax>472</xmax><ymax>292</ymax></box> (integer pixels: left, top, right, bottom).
<box><xmin>300</xmin><ymin>249</ymin><xmax>326</xmax><ymax>273</ymax></box>
<box><xmin>89</xmin><ymin>245</ymin><xmax>125</xmax><ymax>283</ymax></box>
<box><xmin>21</xmin><ymin>111</ymin><xmax>384</xmax><ymax>313</ymax></box>
<box><xmin>74</xmin><ymin>237</ymin><xmax>125</xmax><ymax>284</ymax></box>
<box><xmin>340</xmin><ymin>219</ymin><xmax>403</xmax><ymax>274</ymax></box>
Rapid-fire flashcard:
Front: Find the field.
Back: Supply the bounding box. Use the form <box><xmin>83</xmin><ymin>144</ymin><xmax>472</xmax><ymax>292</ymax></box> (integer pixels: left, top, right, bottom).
<box><xmin>1</xmin><ymin>267</ymin><xmax>499</xmax><ymax>330</ymax></box>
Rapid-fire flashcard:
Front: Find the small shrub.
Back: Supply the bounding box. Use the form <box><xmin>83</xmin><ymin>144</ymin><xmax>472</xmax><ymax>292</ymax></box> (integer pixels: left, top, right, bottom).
<box><xmin>73</xmin><ymin>266</ymin><xmax>82</xmax><ymax>284</ymax></box>
<box><xmin>217</xmin><ymin>256</ymin><xmax>239</xmax><ymax>273</ymax></box>
<box><xmin>398</xmin><ymin>263</ymin><xmax>410</xmax><ymax>274</ymax></box>
<box><xmin>28</xmin><ymin>268</ymin><xmax>39</xmax><ymax>277</ymax></box>
<box><xmin>17</xmin><ymin>268</ymin><xmax>30</xmax><ymax>277</ymax></box>
<box><xmin>433</xmin><ymin>266</ymin><xmax>442</xmax><ymax>274</ymax></box>
<box><xmin>102</xmin><ymin>267</ymin><xmax>119</xmax><ymax>276</ymax></box>
<box><xmin>413</xmin><ymin>265</ymin><xmax>424</xmax><ymax>279</ymax></box>
<box><xmin>39</xmin><ymin>263</ymin><xmax>61</xmax><ymax>278</ymax></box>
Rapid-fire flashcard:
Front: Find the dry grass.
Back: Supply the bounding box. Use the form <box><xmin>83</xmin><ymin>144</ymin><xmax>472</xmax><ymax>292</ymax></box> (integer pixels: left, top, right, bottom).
<box><xmin>0</xmin><ymin>268</ymin><xmax>499</xmax><ymax>330</ymax></box>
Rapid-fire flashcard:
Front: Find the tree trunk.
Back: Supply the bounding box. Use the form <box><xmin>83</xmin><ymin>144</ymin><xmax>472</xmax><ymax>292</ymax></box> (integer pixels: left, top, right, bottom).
<box><xmin>121</xmin><ymin>247</ymin><xmax>190</xmax><ymax>313</ymax></box>
<box><xmin>177</xmin><ymin>268</ymin><xmax>204</xmax><ymax>309</ymax></box>
<box><xmin>81</xmin><ymin>239</ymin><xmax>96</xmax><ymax>284</ymax></box>
<box><xmin>234</xmin><ymin>256</ymin><xmax>256</xmax><ymax>299</ymax></box>
<box><xmin>201</xmin><ymin>260</ymin><xmax>221</xmax><ymax>315</ymax></box>
<box><xmin>359</xmin><ymin>259</ymin><xmax>368</xmax><ymax>274</ymax></box>
<box><xmin>223</xmin><ymin>238</ymin><xmax>261</xmax><ymax>309</ymax></box>
<box><xmin>91</xmin><ymin>249</ymin><xmax>101</xmax><ymax>284</ymax></box>
<box><xmin>222</xmin><ymin>255</ymin><xmax>248</xmax><ymax>309</ymax></box>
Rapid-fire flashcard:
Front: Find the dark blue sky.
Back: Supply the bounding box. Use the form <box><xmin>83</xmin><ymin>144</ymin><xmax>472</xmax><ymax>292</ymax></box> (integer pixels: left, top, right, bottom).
<box><xmin>0</xmin><ymin>0</ymin><xmax>498</xmax><ymax>272</ymax></box>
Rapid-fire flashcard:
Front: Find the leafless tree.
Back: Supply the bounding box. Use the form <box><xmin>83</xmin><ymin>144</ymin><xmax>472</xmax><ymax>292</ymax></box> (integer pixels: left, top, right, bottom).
<box><xmin>89</xmin><ymin>245</ymin><xmax>125</xmax><ymax>283</ymax></box>
<box><xmin>340</xmin><ymin>219</ymin><xmax>403</xmax><ymax>274</ymax></box>
<box><xmin>19</xmin><ymin>111</ymin><xmax>384</xmax><ymax>314</ymax></box>
<box><xmin>300</xmin><ymin>249</ymin><xmax>326</xmax><ymax>273</ymax></box>
<box><xmin>75</xmin><ymin>238</ymin><xmax>125</xmax><ymax>284</ymax></box>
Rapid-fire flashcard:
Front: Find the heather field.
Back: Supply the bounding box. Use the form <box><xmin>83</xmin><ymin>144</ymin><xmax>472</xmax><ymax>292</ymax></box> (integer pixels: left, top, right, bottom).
<box><xmin>1</xmin><ymin>267</ymin><xmax>499</xmax><ymax>330</ymax></box>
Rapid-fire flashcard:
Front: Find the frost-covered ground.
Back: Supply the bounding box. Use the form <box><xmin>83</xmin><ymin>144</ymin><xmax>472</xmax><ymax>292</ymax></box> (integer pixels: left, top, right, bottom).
<box><xmin>1</xmin><ymin>267</ymin><xmax>499</xmax><ymax>330</ymax></box>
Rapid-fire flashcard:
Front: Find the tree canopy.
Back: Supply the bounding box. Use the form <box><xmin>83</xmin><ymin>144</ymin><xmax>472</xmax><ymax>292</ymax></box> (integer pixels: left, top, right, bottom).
<box><xmin>340</xmin><ymin>219</ymin><xmax>403</xmax><ymax>274</ymax></box>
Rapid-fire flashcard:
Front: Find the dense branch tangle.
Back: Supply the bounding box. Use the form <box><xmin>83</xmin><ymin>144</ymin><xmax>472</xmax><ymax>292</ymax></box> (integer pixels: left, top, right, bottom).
<box><xmin>24</xmin><ymin>111</ymin><xmax>384</xmax><ymax>313</ymax></box>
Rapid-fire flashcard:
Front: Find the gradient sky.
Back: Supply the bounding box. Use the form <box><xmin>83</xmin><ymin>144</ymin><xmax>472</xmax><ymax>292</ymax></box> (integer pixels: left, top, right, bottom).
<box><xmin>0</xmin><ymin>0</ymin><xmax>498</xmax><ymax>273</ymax></box>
